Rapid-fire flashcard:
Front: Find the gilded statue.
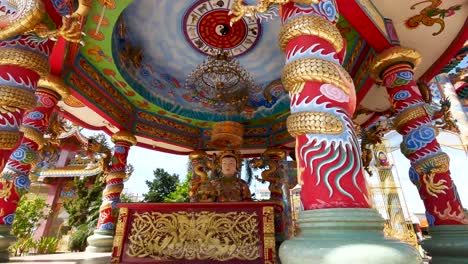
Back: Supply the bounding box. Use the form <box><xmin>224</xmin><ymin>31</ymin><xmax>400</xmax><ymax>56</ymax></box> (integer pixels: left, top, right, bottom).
<box><xmin>432</xmin><ymin>97</ymin><xmax>459</xmax><ymax>133</ymax></box>
<box><xmin>249</xmin><ymin>148</ymin><xmax>286</xmax><ymax>200</ymax></box>
<box><xmin>360</xmin><ymin>124</ymin><xmax>388</xmax><ymax>176</ymax></box>
<box><xmin>193</xmin><ymin>150</ymin><xmax>252</xmax><ymax>203</ymax></box>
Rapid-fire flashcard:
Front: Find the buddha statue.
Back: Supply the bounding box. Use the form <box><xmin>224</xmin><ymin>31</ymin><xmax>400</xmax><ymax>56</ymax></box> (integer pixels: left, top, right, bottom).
<box><xmin>193</xmin><ymin>150</ymin><xmax>252</xmax><ymax>203</ymax></box>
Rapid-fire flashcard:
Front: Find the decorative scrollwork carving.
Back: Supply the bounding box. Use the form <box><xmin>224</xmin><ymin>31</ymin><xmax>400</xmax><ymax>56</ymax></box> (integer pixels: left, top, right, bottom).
<box><xmin>126</xmin><ymin>211</ymin><xmax>261</xmax><ymax>261</ymax></box>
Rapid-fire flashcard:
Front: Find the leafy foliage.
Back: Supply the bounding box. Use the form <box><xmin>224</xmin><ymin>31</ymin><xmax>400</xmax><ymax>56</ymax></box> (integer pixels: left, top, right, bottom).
<box><xmin>10</xmin><ymin>195</ymin><xmax>50</xmax><ymax>256</ymax></box>
<box><xmin>9</xmin><ymin>237</ymin><xmax>35</xmax><ymax>257</ymax></box>
<box><xmin>120</xmin><ymin>192</ymin><xmax>134</xmax><ymax>203</ymax></box>
<box><xmin>35</xmin><ymin>236</ymin><xmax>60</xmax><ymax>254</ymax></box>
<box><xmin>68</xmin><ymin>224</ymin><xmax>91</xmax><ymax>252</ymax></box>
<box><xmin>164</xmin><ymin>174</ymin><xmax>191</xmax><ymax>203</ymax></box>
<box><xmin>63</xmin><ymin>177</ymin><xmax>104</xmax><ymax>227</ymax></box>
<box><xmin>12</xmin><ymin>195</ymin><xmax>50</xmax><ymax>238</ymax></box>
<box><xmin>143</xmin><ymin>168</ymin><xmax>179</xmax><ymax>202</ymax></box>
<box><xmin>63</xmin><ymin>177</ymin><xmax>104</xmax><ymax>251</ymax></box>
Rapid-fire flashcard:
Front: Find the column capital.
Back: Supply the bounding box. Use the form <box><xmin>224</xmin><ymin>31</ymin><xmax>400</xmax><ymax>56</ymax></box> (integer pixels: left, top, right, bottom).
<box><xmin>111</xmin><ymin>131</ymin><xmax>137</xmax><ymax>146</ymax></box>
<box><xmin>371</xmin><ymin>46</ymin><xmax>421</xmax><ymax>82</ymax></box>
<box><xmin>189</xmin><ymin>150</ymin><xmax>208</xmax><ymax>160</ymax></box>
<box><xmin>37</xmin><ymin>74</ymin><xmax>70</xmax><ymax>100</ymax></box>
<box><xmin>263</xmin><ymin>147</ymin><xmax>286</xmax><ymax>160</ymax></box>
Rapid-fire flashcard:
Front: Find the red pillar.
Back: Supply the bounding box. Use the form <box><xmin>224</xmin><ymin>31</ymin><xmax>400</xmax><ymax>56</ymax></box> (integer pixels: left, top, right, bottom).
<box><xmin>0</xmin><ymin>35</ymin><xmax>52</xmax><ymax>172</ymax></box>
<box><xmin>372</xmin><ymin>47</ymin><xmax>467</xmax><ymax>225</ymax></box>
<box><xmin>0</xmin><ymin>74</ymin><xmax>69</xmax><ymax>225</ymax></box>
<box><xmin>280</xmin><ymin>2</ymin><xmax>369</xmax><ymax>210</ymax></box>
<box><xmin>96</xmin><ymin>131</ymin><xmax>137</xmax><ymax>231</ymax></box>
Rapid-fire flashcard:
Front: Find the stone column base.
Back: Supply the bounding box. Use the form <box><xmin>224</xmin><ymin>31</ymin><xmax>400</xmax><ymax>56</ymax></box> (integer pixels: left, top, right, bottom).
<box><xmin>0</xmin><ymin>225</ymin><xmax>16</xmax><ymax>262</ymax></box>
<box><xmin>85</xmin><ymin>229</ymin><xmax>114</xmax><ymax>253</ymax></box>
<box><xmin>279</xmin><ymin>208</ymin><xmax>422</xmax><ymax>264</ymax></box>
<box><xmin>421</xmin><ymin>225</ymin><xmax>468</xmax><ymax>264</ymax></box>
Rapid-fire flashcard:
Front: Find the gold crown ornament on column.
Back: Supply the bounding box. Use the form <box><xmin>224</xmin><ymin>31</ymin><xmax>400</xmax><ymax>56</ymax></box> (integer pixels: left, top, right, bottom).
<box><xmin>210</xmin><ymin>121</ymin><xmax>244</xmax><ymax>149</ymax></box>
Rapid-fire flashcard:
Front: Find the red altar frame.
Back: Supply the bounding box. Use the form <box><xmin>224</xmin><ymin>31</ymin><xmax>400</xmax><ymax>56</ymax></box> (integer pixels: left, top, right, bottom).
<box><xmin>111</xmin><ymin>202</ymin><xmax>277</xmax><ymax>264</ymax></box>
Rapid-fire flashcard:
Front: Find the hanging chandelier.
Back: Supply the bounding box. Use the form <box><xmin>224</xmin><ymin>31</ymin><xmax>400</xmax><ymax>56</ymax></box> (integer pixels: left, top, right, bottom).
<box><xmin>185</xmin><ymin>50</ymin><xmax>256</xmax><ymax>112</ymax></box>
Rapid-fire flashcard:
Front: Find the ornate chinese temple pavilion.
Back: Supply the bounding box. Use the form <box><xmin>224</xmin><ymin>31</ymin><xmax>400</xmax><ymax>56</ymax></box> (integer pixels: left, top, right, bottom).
<box><xmin>0</xmin><ymin>0</ymin><xmax>467</xmax><ymax>263</ymax></box>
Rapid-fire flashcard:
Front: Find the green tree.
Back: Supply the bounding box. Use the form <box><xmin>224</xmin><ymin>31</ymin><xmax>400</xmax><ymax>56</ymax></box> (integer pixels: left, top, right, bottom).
<box><xmin>164</xmin><ymin>159</ymin><xmax>192</xmax><ymax>202</ymax></box>
<box><xmin>63</xmin><ymin>177</ymin><xmax>104</xmax><ymax>227</ymax></box>
<box><xmin>143</xmin><ymin>168</ymin><xmax>179</xmax><ymax>202</ymax></box>
<box><xmin>164</xmin><ymin>174</ymin><xmax>191</xmax><ymax>202</ymax></box>
<box><xmin>63</xmin><ymin>177</ymin><xmax>104</xmax><ymax>251</ymax></box>
<box><xmin>120</xmin><ymin>192</ymin><xmax>134</xmax><ymax>203</ymax></box>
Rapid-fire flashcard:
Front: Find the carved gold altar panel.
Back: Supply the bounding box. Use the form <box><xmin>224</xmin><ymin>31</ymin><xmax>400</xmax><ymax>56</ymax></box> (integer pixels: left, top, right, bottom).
<box><xmin>111</xmin><ymin>202</ymin><xmax>276</xmax><ymax>264</ymax></box>
<box><xmin>366</xmin><ymin>143</ymin><xmax>418</xmax><ymax>248</ymax></box>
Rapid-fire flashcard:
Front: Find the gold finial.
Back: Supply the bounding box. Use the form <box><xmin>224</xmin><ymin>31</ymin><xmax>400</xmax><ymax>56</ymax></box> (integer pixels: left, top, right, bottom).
<box><xmin>371</xmin><ymin>47</ymin><xmax>422</xmax><ymax>82</ymax></box>
<box><xmin>111</xmin><ymin>131</ymin><xmax>137</xmax><ymax>146</ymax></box>
<box><xmin>189</xmin><ymin>150</ymin><xmax>208</xmax><ymax>160</ymax></box>
<box><xmin>264</xmin><ymin>147</ymin><xmax>286</xmax><ymax>160</ymax></box>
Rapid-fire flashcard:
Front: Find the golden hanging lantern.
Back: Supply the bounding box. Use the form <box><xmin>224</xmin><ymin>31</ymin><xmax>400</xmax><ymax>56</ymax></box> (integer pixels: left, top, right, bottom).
<box><xmin>210</xmin><ymin>121</ymin><xmax>244</xmax><ymax>149</ymax></box>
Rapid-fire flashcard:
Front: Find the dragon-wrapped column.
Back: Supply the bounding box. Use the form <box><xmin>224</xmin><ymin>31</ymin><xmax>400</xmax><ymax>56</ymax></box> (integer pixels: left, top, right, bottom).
<box><xmin>0</xmin><ymin>74</ymin><xmax>69</xmax><ymax>226</ymax></box>
<box><xmin>86</xmin><ymin>131</ymin><xmax>137</xmax><ymax>253</ymax></box>
<box><xmin>188</xmin><ymin>150</ymin><xmax>210</xmax><ymax>202</ymax></box>
<box><xmin>372</xmin><ymin>46</ymin><xmax>468</xmax><ymax>263</ymax></box>
<box><xmin>0</xmin><ymin>0</ymin><xmax>52</xmax><ymax>172</ymax></box>
<box><xmin>0</xmin><ymin>34</ymin><xmax>52</xmax><ymax>172</ymax></box>
<box><xmin>274</xmin><ymin>1</ymin><xmax>421</xmax><ymax>263</ymax></box>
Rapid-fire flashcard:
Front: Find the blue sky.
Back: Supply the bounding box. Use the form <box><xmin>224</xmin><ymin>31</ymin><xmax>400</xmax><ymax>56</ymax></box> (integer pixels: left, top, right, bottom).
<box><xmin>81</xmin><ymin>129</ymin><xmax>467</xmax><ymax>214</ymax></box>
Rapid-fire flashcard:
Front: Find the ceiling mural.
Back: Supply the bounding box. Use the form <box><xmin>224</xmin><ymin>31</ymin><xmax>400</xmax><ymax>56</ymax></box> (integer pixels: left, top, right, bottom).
<box><xmin>66</xmin><ymin>0</ymin><xmax>380</xmax><ymax>150</ymax></box>
<box><xmin>183</xmin><ymin>0</ymin><xmax>262</xmax><ymax>57</ymax></box>
<box><xmin>113</xmin><ymin>0</ymin><xmax>289</xmax><ymax>122</ymax></box>
<box><xmin>405</xmin><ymin>0</ymin><xmax>463</xmax><ymax>36</ymax></box>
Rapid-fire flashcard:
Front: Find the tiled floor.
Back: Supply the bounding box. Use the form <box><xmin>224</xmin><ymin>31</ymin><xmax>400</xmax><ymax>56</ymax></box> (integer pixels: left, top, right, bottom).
<box><xmin>7</xmin><ymin>252</ymin><xmax>111</xmax><ymax>264</ymax></box>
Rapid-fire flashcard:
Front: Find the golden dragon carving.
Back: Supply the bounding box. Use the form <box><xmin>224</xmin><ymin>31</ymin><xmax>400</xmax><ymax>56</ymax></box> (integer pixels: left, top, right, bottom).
<box><xmin>250</xmin><ymin>157</ymin><xmax>278</xmax><ymax>185</ymax></box>
<box><xmin>360</xmin><ymin>125</ymin><xmax>388</xmax><ymax>176</ymax></box>
<box><xmin>432</xmin><ymin>97</ymin><xmax>460</xmax><ymax>133</ymax></box>
<box><xmin>0</xmin><ymin>0</ymin><xmax>92</xmax><ymax>43</ymax></box>
<box><xmin>229</xmin><ymin>0</ymin><xmax>319</xmax><ymax>25</ymax></box>
<box><xmin>249</xmin><ymin>154</ymin><xmax>285</xmax><ymax>199</ymax></box>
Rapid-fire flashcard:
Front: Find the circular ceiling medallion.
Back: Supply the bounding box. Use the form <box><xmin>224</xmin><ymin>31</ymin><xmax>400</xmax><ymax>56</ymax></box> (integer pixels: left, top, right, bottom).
<box><xmin>183</xmin><ymin>0</ymin><xmax>261</xmax><ymax>57</ymax></box>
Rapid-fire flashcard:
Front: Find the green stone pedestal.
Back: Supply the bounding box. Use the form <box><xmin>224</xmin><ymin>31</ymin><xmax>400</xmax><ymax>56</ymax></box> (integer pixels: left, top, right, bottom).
<box><xmin>85</xmin><ymin>229</ymin><xmax>114</xmax><ymax>253</ymax></box>
<box><xmin>0</xmin><ymin>225</ymin><xmax>16</xmax><ymax>262</ymax></box>
<box><xmin>421</xmin><ymin>225</ymin><xmax>468</xmax><ymax>264</ymax></box>
<box><xmin>279</xmin><ymin>208</ymin><xmax>422</xmax><ymax>264</ymax></box>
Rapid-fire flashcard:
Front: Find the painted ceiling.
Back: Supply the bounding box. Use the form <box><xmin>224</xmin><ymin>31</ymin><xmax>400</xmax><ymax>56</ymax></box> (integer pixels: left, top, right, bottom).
<box><xmin>113</xmin><ymin>0</ymin><xmax>287</xmax><ymax>122</ymax></box>
<box><xmin>62</xmin><ymin>0</ymin><xmax>467</xmax><ymax>154</ymax></box>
